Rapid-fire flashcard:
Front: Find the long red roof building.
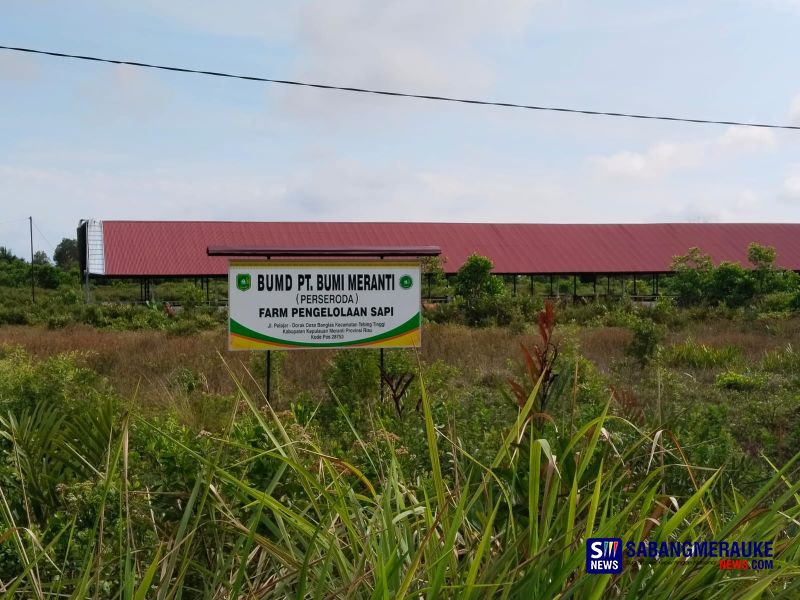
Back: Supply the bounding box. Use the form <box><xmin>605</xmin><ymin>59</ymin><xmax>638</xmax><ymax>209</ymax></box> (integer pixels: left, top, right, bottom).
<box><xmin>79</xmin><ymin>220</ymin><xmax>800</xmax><ymax>277</ymax></box>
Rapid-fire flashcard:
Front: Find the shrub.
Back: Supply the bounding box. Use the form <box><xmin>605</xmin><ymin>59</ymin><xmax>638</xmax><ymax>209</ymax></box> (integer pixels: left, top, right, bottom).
<box><xmin>57</xmin><ymin>286</ymin><xmax>82</xmax><ymax>305</ymax></box>
<box><xmin>707</xmin><ymin>261</ymin><xmax>756</xmax><ymax>307</ymax></box>
<box><xmin>46</xmin><ymin>313</ymin><xmax>71</xmax><ymax>329</ymax></box>
<box><xmin>715</xmin><ymin>370</ymin><xmax>764</xmax><ymax>391</ymax></box>
<box><xmin>248</xmin><ymin>350</ymin><xmax>287</xmax><ymax>398</ymax></box>
<box><xmin>323</xmin><ymin>348</ymin><xmax>380</xmax><ymax>414</ymax></box>
<box><xmin>625</xmin><ymin>317</ymin><xmax>666</xmax><ymax>367</ymax></box>
<box><xmin>666</xmin><ymin>242</ymin><xmax>798</xmax><ymax>308</ymax></box>
<box><xmin>673</xmin><ymin>402</ymin><xmax>745</xmax><ymax>488</ymax></box>
<box><xmin>759</xmin><ymin>291</ymin><xmax>794</xmax><ymax>312</ymax></box>
<box><xmin>422</xmin><ymin>299</ymin><xmax>461</xmax><ymax>324</ymax></box>
<box><xmin>791</xmin><ymin>289</ymin><xmax>800</xmax><ymax>312</ymax></box>
<box><xmin>0</xmin><ymin>306</ymin><xmax>30</xmax><ymax>325</ymax></box>
<box><xmin>177</xmin><ymin>282</ymin><xmax>206</xmax><ymax>310</ymax></box>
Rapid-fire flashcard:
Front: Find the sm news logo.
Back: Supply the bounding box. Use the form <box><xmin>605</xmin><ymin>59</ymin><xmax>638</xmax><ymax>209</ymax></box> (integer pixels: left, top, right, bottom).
<box><xmin>586</xmin><ymin>538</ymin><xmax>623</xmax><ymax>574</ymax></box>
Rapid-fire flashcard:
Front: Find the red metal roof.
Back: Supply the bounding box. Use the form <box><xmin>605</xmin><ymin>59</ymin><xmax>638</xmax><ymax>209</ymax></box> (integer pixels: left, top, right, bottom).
<box><xmin>99</xmin><ymin>221</ymin><xmax>800</xmax><ymax>276</ymax></box>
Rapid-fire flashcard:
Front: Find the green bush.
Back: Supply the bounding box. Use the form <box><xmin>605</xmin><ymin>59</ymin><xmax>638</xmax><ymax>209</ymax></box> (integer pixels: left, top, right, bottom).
<box><xmin>422</xmin><ymin>299</ymin><xmax>461</xmax><ymax>324</ymax></box>
<box><xmin>625</xmin><ymin>317</ymin><xmax>666</xmax><ymax>366</ymax></box>
<box><xmin>665</xmin><ymin>242</ymin><xmax>799</xmax><ymax>310</ymax></box>
<box><xmin>45</xmin><ymin>313</ymin><xmax>71</xmax><ymax>329</ymax></box>
<box><xmin>453</xmin><ymin>254</ymin><xmax>506</xmax><ymax>325</ymax></box>
<box><xmin>177</xmin><ymin>282</ymin><xmax>206</xmax><ymax>310</ymax></box>
<box><xmin>760</xmin><ymin>291</ymin><xmax>794</xmax><ymax>312</ymax></box>
<box><xmin>0</xmin><ymin>306</ymin><xmax>30</xmax><ymax>325</ymax></box>
<box><xmin>791</xmin><ymin>289</ymin><xmax>800</xmax><ymax>311</ymax></box>
<box><xmin>707</xmin><ymin>261</ymin><xmax>757</xmax><ymax>307</ymax></box>
<box><xmin>322</xmin><ymin>349</ymin><xmax>380</xmax><ymax>431</ymax></box>
<box><xmin>715</xmin><ymin>370</ymin><xmax>764</xmax><ymax>391</ymax></box>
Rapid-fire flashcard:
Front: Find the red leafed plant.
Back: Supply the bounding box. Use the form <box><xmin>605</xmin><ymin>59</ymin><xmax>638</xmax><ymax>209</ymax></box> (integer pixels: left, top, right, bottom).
<box><xmin>510</xmin><ymin>301</ymin><xmax>560</xmax><ymax>414</ymax></box>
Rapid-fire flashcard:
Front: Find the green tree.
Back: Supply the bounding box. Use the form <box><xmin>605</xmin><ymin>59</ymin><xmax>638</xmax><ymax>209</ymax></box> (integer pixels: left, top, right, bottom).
<box><xmin>0</xmin><ymin>246</ymin><xmax>20</xmax><ymax>263</ymax></box>
<box><xmin>747</xmin><ymin>242</ymin><xmax>777</xmax><ymax>293</ymax></box>
<box><xmin>420</xmin><ymin>255</ymin><xmax>448</xmax><ymax>298</ymax></box>
<box><xmin>668</xmin><ymin>247</ymin><xmax>713</xmax><ymax>306</ymax></box>
<box><xmin>32</xmin><ymin>250</ymin><xmax>50</xmax><ymax>265</ymax></box>
<box><xmin>707</xmin><ymin>262</ymin><xmax>756</xmax><ymax>307</ymax></box>
<box><xmin>53</xmin><ymin>238</ymin><xmax>80</xmax><ymax>269</ymax></box>
<box><xmin>454</xmin><ymin>253</ymin><xmax>506</xmax><ymax>325</ymax></box>
<box><xmin>454</xmin><ymin>254</ymin><xmax>504</xmax><ymax>299</ymax></box>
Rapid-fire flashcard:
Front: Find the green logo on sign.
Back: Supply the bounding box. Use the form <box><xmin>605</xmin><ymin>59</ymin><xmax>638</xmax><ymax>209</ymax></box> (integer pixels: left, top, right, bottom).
<box><xmin>400</xmin><ymin>275</ymin><xmax>413</xmax><ymax>289</ymax></box>
<box><xmin>236</xmin><ymin>274</ymin><xmax>251</xmax><ymax>292</ymax></box>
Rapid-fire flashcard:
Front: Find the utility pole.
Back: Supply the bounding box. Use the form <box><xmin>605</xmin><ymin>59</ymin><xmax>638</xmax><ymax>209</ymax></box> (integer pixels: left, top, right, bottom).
<box><xmin>29</xmin><ymin>216</ymin><xmax>35</xmax><ymax>303</ymax></box>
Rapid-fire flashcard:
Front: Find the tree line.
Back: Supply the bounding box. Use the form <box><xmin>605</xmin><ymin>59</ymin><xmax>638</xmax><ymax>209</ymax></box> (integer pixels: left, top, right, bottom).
<box><xmin>0</xmin><ymin>238</ymin><xmax>79</xmax><ymax>288</ymax></box>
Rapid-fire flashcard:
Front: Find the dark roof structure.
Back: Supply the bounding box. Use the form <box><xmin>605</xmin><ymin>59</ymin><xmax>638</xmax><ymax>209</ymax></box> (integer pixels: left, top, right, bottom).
<box><xmin>80</xmin><ymin>220</ymin><xmax>800</xmax><ymax>277</ymax></box>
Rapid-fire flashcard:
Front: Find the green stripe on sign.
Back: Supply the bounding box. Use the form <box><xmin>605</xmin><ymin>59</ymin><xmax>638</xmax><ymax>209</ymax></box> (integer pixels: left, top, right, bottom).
<box><xmin>230</xmin><ymin>313</ymin><xmax>420</xmax><ymax>347</ymax></box>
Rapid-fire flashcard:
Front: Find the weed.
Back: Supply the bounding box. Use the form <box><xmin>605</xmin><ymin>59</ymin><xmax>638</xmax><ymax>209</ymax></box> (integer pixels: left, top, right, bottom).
<box><xmin>662</xmin><ymin>338</ymin><xmax>741</xmax><ymax>369</ymax></box>
<box><xmin>715</xmin><ymin>370</ymin><xmax>765</xmax><ymax>391</ymax></box>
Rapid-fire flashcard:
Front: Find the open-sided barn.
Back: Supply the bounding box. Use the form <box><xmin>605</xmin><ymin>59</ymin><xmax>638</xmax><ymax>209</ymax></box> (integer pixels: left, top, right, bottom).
<box><xmin>79</xmin><ymin>220</ymin><xmax>800</xmax><ymax>279</ymax></box>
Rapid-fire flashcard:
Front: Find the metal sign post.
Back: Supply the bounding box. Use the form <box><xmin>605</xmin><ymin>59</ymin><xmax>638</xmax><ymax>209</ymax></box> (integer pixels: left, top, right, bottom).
<box><xmin>266</xmin><ymin>350</ymin><xmax>271</xmax><ymax>402</ymax></box>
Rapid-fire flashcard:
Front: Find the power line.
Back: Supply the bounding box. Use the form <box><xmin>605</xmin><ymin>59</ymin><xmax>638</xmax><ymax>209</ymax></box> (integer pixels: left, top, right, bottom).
<box><xmin>2</xmin><ymin>44</ymin><xmax>799</xmax><ymax>132</ymax></box>
<box><xmin>32</xmin><ymin>221</ymin><xmax>56</xmax><ymax>253</ymax></box>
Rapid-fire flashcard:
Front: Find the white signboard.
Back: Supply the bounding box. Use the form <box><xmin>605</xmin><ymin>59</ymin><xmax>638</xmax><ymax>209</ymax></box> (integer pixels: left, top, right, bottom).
<box><xmin>228</xmin><ymin>260</ymin><xmax>421</xmax><ymax>350</ymax></box>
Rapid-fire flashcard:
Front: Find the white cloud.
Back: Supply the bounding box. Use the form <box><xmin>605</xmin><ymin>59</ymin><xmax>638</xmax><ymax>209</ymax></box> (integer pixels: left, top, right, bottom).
<box><xmin>652</xmin><ymin>189</ymin><xmax>767</xmax><ymax>223</ymax></box>
<box><xmin>717</xmin><ymin>126</ymin><xmax>776</xmax><ymax>150</ymax></box>
<box><xmin>277</xmin><ymin>0</ymin><xmax>540</xmax><ymax>119</ymax></box>
<box><xmin>590</xmin><ymin>126</ymin><xmax>776</xmax><ymax>179</ymax></box>
<box><xmin>591</xmin><ymin>141</ymin><xmax>705</xmax><ymax>178</ymax></box>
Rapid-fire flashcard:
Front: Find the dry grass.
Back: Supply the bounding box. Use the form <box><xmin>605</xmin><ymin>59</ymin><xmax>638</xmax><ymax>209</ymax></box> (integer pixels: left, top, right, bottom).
<box><xmin>671</xmin><ymin>318</ymin><xmax>800</xmax><ymax>362</ymax></box>
<box><xmin>420</xmin><ymin>324</ymin><xmax>523</xmax><ymax>379</ymax></box>
<box><xmin>2</xmin><ymin>316</ymin><xmax>798</xmax><ymax>414</ymax></box>
<box><xmin>0</xmin><ymin>323</ymin><xmax>536</xmax><ymax>411</ymax></box>
<box><xmin>573</xmin><ymin>326</ymin><xmax>630</xmax><ymax>371</ymax></box>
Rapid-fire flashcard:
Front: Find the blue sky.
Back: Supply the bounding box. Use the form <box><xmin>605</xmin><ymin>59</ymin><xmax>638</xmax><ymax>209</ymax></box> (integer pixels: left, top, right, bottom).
<box><xmin>1</xmin><ymin>0</ymin><xmax>799</xmax><ymax>258</ymax></box>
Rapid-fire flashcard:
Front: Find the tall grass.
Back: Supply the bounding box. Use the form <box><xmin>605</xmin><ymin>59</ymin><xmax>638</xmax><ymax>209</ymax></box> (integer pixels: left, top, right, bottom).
<box><xmin>761</xmin><ymin>344</ymin><xmax>800</xmax><ymax>373</ymax></box>
<box><xmin>662</xmin><ymin>338</ymin><xmax>741</xmax><ymax>369</ymax></box>
<box><xmin>1</xmin><ymin>353</ymin><xmax>799</xmax><ymax>598</ymax></box>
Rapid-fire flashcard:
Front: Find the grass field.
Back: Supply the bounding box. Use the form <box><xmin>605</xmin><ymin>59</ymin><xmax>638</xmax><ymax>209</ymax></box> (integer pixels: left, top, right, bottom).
<box><xmin>1</xmin><ymin>316</ymin><xmax>797</xmax><ymax>405</ymax></box>
<box><xmin>1</xmin><ymin>295</ymin><xmax>799</xmax><ymax>597</ymax></box>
